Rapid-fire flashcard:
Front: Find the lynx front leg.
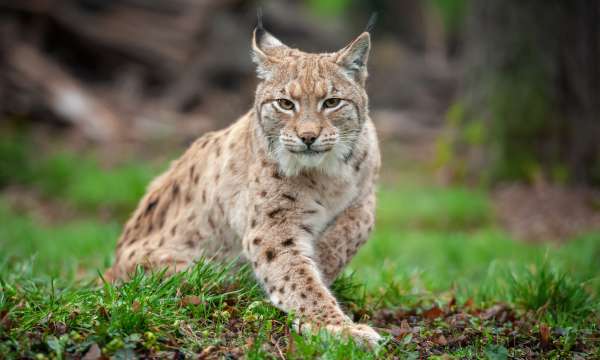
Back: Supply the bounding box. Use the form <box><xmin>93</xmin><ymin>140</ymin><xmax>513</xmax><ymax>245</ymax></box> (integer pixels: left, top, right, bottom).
<box><xmin>316</xmin><ymin>192</ymin><xmax>376</xmax><ymax>285</ymax></box>
<box><xmin>243</xmin><ymin>201</ymin><xmax>380</xmax><ymax>346</ymax></box>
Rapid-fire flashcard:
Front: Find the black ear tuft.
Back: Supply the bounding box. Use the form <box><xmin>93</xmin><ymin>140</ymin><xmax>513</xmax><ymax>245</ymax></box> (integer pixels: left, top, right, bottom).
<box><xmin>256</xmin><ymin>8</ymin><xmax>264</xmax><ymax>31</ymax></box>
<box><xmin>255</xmin><ymin>8</ymin><xmax>266</xmax><ymax>39</ymax></box>
<box><xmin>365</xmin><ymin>12</ymin><xmax>378</xmax><ymax>34</ymax></box>
<box><xmin>257</xmin><ymin>8</ymin><xmax>263</xmax><ymax>28</ymax></box>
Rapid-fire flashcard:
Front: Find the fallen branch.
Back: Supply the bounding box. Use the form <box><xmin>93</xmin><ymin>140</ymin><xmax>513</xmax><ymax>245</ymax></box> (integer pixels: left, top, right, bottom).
<box><xmin>8</xmin><ymin>44</ymin><xmax>122</xmax><ymax>142</ymax></box>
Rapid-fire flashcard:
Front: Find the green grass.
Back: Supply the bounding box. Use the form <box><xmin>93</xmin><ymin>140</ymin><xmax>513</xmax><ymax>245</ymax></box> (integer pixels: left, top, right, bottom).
<box><xmin>34</xmin><ymin>152</ymin><xmax>157</xmax><ymax>216</ymax></box>
<box><xmin>0</xmin><ymin>133</ymin><xmax>158</xmax><ymax>219</ymax></box>
<box><xmin>0</xmin><ymin>202</ymin><xmax>119</xmax><ymax>277</ymax></box>
<box><xmin>0</xmin><ymin>140</ymin><xmax>599</xmax><ymax>358</ymax></box>
<box><xmin>376</xmin><ymin>186</ymin><xmax>491</xmax><ymax>230</ymax></box>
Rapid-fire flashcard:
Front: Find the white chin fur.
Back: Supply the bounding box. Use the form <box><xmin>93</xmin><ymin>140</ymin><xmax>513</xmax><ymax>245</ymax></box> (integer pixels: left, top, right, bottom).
<box><xmin>274</xmin><ymin>144</ymin><xmax>349</xmax><ymax>177</ymax></box>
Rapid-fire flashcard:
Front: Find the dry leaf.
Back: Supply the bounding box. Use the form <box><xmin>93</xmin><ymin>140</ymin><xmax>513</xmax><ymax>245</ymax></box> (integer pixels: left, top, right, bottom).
<box><xmin>98</xmin><ymin>306</ymin><xmax>109</xmax><ymax>318</ymax></box>
<box><xmin>181</xmin><ymin>295</ymin><xmax>202</xmax><ymax>306</ymax></box>
<box><xmin>82</xmin><ymin>343</ymin><xmax>102</xmax><ymax>360</ymax></box>
<box><xmin>540</xmin><ymin>323</ymin><xmax>551</xmax><ymax>346</ymax></box>
<box><xmin>389</xmin><ymin>326</ymin><xmax>411</xmax><ymax>338</ymax></box>
<box><xmin>423</xmin><ymin>306</ymin><xmax>444</xmax><ymax>320</ymax></box>
<box><xmin>448</xmin><ymin>297</ymin><xmax>456</xmax><ymax>309</ymax></box>
<box><xmin>69</xmin><ymin>308</ymin><xmax>81</xmax><ymax>321</ymax></box>
<box><xmin>433</xmin><ymin>335</ymin><xmax>448</xmax><ymax>346</ymax></box>
<box><xmin>132</xmin><ymin>300</ymin><xmax>141</xmax><ymax>312</ymax></box>
<box><xmin>464</xmin><ymin>298</ymin><xmax>474</xmax><ymax>310</ymax></box>
<box><xmin>198</xmin><ymin>345</ymin><xmax>216</xmax><ymax>359</ymax></box>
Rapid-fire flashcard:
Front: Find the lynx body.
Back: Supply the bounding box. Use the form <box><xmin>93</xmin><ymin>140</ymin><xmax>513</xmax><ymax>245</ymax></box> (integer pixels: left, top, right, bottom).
<box><xmin>107</xmin><ymin>25</ymin><xmax>382</xmax><ymax>346</ymax></box>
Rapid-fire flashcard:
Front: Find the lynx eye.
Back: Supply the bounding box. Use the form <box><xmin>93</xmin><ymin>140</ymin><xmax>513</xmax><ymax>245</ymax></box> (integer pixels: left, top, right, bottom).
<box><xmin>323</xmin><ymin>98</ymin><xmax>341</xmax><ymax>109</ymax></box>
<box><xmin>277</xmin><ymin>99</ymin><xmax>295</xmax><ymax>111</ymax></box>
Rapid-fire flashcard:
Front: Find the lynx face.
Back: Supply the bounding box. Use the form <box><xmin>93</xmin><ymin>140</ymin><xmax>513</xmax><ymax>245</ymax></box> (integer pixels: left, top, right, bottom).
<box><xmin>252</xmin><ymin>28</ymin><xmax>371</xmax><ymax>176</ymax></box>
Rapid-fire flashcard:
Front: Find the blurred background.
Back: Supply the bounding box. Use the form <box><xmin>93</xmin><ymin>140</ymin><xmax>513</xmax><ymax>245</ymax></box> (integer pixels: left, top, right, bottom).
<box><xmin>0</xmin><ymin>0</ymin><xmax>599</xmax><ymax>297</ymax></box>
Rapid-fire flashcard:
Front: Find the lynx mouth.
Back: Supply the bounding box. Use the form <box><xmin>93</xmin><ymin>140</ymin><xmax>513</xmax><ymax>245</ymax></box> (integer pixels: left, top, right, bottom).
<box><xmin>288</xmin><ymin>148</ymin><xmax>328</xmax><ymax>156</ymax></box>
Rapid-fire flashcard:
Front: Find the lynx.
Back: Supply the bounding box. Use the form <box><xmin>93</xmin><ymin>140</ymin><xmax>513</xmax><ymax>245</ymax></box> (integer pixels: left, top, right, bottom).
<box><xmin>106</xmin><ymin>22</ymin><xmax>382</xmax><ymax>346</ymax></box>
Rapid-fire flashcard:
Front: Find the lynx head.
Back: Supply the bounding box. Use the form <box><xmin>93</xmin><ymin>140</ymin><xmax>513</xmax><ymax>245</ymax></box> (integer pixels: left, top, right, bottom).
<box><xmin>251</xmin><ymin>25</ymin><xmax>371</xmax><ymax>177</ymax></box>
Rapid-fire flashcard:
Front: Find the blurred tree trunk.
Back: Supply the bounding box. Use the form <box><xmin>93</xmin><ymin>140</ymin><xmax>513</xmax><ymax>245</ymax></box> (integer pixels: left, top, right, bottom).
<box><xmin>449</xmin><ymin>0</ymin><xmax>600</xmax><ymax>186</ymax></box>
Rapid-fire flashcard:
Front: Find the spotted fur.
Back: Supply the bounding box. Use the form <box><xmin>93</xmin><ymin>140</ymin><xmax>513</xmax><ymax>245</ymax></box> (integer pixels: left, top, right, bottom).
<box><xmin>106</xmin><ymin>27</ymin><xmax>381</xmax><ymax>347</ymax></box>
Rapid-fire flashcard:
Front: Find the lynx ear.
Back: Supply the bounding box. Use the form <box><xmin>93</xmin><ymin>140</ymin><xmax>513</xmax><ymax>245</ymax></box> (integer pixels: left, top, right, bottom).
<box><xmin>251</xmin><ymin>25</ymin><xmax>287</xmax><ymax>80</ymax></box>
<box><xmin>336</xmin><ymin>32</ymin><xmax>371</xmax><ymax>84</ymax></box>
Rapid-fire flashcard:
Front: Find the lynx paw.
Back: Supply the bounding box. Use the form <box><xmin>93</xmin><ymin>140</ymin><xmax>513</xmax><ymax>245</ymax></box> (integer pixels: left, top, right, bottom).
<box><xmin>341</xmin><ymin>323</ymin><xmax>382</xmax><ymax>348</ymax></box>
<box><xmin>295</xmin><ymin>320</ymin><xmax>382</xmax><ymax>348</ymax></box>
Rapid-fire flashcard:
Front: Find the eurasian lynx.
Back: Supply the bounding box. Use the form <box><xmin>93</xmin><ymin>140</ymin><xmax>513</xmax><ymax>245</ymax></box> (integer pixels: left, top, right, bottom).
<box><xmin>106</xmin><ymin>23</ymin><xmax>382</xmax><ymax>346</ymax></box>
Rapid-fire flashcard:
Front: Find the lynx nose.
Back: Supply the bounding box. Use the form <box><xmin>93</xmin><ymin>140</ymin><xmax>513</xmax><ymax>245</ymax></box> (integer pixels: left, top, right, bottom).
<box><xmin>299</xmin><ymin>132</ymin><xmax>318</xmax><ymax>146</ymax></box>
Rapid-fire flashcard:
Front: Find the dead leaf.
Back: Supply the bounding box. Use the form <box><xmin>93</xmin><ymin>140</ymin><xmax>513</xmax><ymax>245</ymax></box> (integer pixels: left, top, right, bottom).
<box><xmin>198</xmin><ymin>345</ymin><xmax>216</xmax><ymax>359</ymax></box>
<box><xmin>0</xmin><ymin>310</ymin><xmax>12</xmax><ymax>329</ymax></box>
<box><xmin>132</xmin><ymin>300</ymin><xmax>141</xmax><ymax>312</ymax></box>
<box><xmin>423</xmin><ymin>306</ymin><xmax>444</xmax><ymax>320</ymax></box>
<box><xmin>82</xmin><ymin>343</ymin><xmax>102</xmax><ymax>360</ymax></box>
<box><xmin>448</xmin><ymin>297</ymin><xmax>456</xmax><ymax>309</ymax></box>
<box><xmin>388</xmin><ymin>318</ymin><xmax>412</xmax><ymax>338</ymax></box>
<box><xmin>464</xmin><ymin>298</ymin><xmax>474</xmax><ymax>310</ymax></box>
<box><xmin>285</xmin><ymin>325</ymin><xmax>296</xmax><ymax>354</ymax></box>
<box><xmin>448</xmin><ymin>334</ymin><xmax>468</xmax><ymax>346</ymax></box>
<box><xmin>181</xmin><ymin>295</ymin><xmax>202</xmax><ymax>306</ymax></box>
<box><xmin>98</xmin><ymin>306</ymin><xmax>109</xmax><ymax>318</ymax></box>
<box><xmin>49</xmin><ymin>321</ymin><xmax>67</xmax><ymax>335</ymax></box>
<box><xmin>433</xmin><ymin>335</ymin><xmax>448</xmax><ymax>346</ymax></box>
<box><xmin>69</xmin><ymin>308</ymin><xmax>81</xmax><ymax>321</ymax></box>
<box><xmin>389</xmin><ymin>326</ymin><xmax>411</xmax><ymax>338</ymax></box>
<box><xmin>481</xmin><ymin>304</ymin><xmax>508</xmax><ymax>320</ymax></box>
<box><xmin>540</xmin><ymin>323</ymin><xmax>551</xmax><ymax>347</ymax></box>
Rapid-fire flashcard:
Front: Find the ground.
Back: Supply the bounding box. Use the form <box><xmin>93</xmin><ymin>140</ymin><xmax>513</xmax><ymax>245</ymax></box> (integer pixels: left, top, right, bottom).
<box><xmin>0</xmin><ymin>133</ymin><xmax>599</xmax><ymax>359</ymax></box>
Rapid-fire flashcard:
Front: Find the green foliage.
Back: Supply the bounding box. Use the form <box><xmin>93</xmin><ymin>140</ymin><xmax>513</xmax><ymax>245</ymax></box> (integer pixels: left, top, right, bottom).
<box><xmin>504</xmin><ymin>262</ymin><xmax>596</xmax><ymax>325</ymax></box>
<box><xmin>443</xmin><ymin>1</ymin><xmax>600</xmax><ymax>185</ymax></box>
<box><xmin>486</xmin><ymin>66</ymin><xmax>556</xmax><ymax>182</ymax></box>
<box><xmin>441</xmin><ymin>65</ymin><xmax>560</xmax><ymax>184</ymax></box>
<box><xmin>484</xmin><ymin>344</ymin><xmax>508</xmax><ymax>360</ymax></box>
<box><xmin>434</xmin><ymin>101</ymin><xmax>470</xmax><ymax>181</ymax></box>
<box><xmin>308</xmin><ymin>0</ymin><xmax>351</xmax><ymax>16</ymax></box>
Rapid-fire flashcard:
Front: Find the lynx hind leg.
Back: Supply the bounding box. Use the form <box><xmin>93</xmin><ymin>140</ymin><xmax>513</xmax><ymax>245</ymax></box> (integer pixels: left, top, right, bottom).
<box><xmin>108</xmin><ymin>243</ymin><xmax>197</xmax><ymax>282</ymax></box>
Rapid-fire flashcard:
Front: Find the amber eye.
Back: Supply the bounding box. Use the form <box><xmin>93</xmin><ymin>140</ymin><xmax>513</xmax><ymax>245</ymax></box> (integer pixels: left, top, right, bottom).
<box><xmin>323</xmin><ymin>98</ymin><xmax>341</xmax><ymax>109</ymax></box>
<box><xmin>277</xmin><ymin>99</ymin><xmax>295</xmax><ymax>111</ymax></box>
